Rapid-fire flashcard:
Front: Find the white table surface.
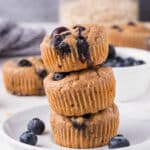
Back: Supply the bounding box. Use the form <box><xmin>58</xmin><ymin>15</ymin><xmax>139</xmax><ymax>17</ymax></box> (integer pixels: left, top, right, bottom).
<box><xmin>1</xmin><ymin>23</ymin><xmax>150</xmax><ymax>150</ymax></box>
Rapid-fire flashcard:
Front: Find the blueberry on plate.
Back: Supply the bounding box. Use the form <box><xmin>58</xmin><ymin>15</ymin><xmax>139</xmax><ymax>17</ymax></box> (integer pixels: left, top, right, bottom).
<box><xmin>108</xmin><ymin>44</ymin><xmax>116</xmax><ymax>59</ymax></box>
<box><xmin>18</xmin><ymin>59</ymin><xmax>32</xmax><ymax>67</ymax></box>
<box><xmin>19</xmin><ymin>131</ymin><xmax>37</xmax><ymax>145</ymax></box>
<box><xmin>108</xmin><ymin>134</ymin><xmax>130</xmax><ymax>149</ymax></box>
<box><xmin>27</xmin><ymin>118</ymin><xmax>45</xmax><ymax>135</ymax></box>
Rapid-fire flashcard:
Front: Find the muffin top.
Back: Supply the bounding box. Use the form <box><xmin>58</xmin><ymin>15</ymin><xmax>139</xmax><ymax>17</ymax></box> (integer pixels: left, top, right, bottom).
<box><xmin>3</xmin><ymin>57</ymin><xmax>48</xmax><ymax>79</ymax></box>
<box><xmin>123</xmin><ymin>21</ymin><xmax>150</xmax><ymax>33</ymax></box>
<box><xmin>44</xmin><ymin>66</ymin><xmax>114</xmax><ymax>90</ymax></box>
<box><xmin>51</xmin><ymin>104</ymin><xmax>118</xmax><ymax>130</ymax></box>
<box><xmin>41</xmin><ymin>24</ymin><xmax>107</xmax><ymax>66</ymax></box>
<box><xmin>108</xmin><ymin>22</ymin><xmax>150</xmax><ymax>34</ymax></box>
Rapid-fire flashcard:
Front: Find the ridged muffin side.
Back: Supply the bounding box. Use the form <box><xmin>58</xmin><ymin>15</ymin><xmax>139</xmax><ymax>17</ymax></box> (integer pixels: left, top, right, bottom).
<box><xmin>50</xmin><ymin>104</ymin><xmax>119</xmax><ymax>148</ymax></box>
<box><xmin>44</xmin><ymin>66</ymin><xmax>115</xmax><ymax>116</ymax></box>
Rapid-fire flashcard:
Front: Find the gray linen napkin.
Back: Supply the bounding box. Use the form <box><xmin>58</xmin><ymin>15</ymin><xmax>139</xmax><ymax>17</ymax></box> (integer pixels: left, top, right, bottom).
<box><xmin>0</xmin><ymin>20</ymin><xmax>46</xmax><ymax>57</ymax></box>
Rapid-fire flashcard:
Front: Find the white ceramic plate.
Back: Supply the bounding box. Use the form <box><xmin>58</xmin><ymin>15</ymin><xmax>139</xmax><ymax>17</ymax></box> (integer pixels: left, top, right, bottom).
<box><xmin>2</xmin><ymin>104</ymin><xmax>150</xmax><ymax>150</ymax></box>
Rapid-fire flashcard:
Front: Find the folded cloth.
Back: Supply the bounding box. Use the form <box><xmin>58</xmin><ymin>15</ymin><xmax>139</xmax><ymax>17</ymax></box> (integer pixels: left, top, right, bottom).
<box><xmin>0</xmin><ymin>20</ymin><xmax>46</xmax><ymax>57</ymax></box>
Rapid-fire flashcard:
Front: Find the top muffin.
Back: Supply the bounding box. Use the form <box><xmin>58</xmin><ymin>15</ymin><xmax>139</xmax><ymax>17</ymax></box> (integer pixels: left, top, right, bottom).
<box><xmin>40</xmin><ymin>24</ymin><xmax>108</xmax><ymax>72</ymax></box>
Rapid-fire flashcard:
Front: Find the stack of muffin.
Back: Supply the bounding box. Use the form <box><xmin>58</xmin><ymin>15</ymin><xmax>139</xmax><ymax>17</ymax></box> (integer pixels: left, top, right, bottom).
<box><xmin>40</xmin><ymin>24</ymin><xmax>119</xmax><ymax>148</ymax></box>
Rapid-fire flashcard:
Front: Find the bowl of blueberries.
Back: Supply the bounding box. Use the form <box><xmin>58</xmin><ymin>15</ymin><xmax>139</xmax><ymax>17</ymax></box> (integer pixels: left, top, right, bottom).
<box><xmin>104</xmin><ymin>45</ymin><xmax>150</xmax><ymax>101</ymax></box>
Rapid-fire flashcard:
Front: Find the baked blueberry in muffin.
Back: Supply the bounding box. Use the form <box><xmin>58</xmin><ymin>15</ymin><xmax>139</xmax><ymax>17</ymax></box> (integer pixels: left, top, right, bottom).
<box><xmin>41</xmin><ymin>24</ymin><xmax>108</xmax><ymax>72</ymax></box>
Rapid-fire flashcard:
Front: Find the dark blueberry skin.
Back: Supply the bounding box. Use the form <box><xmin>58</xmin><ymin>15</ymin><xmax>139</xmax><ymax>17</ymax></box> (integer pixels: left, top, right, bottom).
<box><xmin>53</xmin><ymin>73</ymin><xmax>69</xmax><ymax>81</ymax></box>
<box><xmin>27</xmin><ymin>118</ymin><xmax>45</xmax><ymax>135</ymax></box>
<box><xmin>126</xmin><ymin>57</ymin><xmax>136</xmax><ymax>63</ymax></box>
<box><xmin>108</xmin><ymin>134</ymin><xmax>130</xmax><ymax>149</ymax></box>
<box><xmin>108</xmin><ymin>44</ymin><xmax>116</xmax><ymax>59</ymax></box>
<box><xmin>73</xmin><ymin>25</ymin><xmax>85</xmax><ymax>37</ymax></box>
<box><xmin>127</xmin><ymin>21</ymin><xmax>136</xmax><ymax>26</ymax></box>
<box><xmin>115</xmin><ymin>56</ymin><xmax>124</xmax><ymax>63</ymax></box>
<box><xmin>51</xmin><ymin>34</ymin><xmax>64</xmax><ymax>48</ymax></box>
<box><xmin>51</xmin><ymin>34</ymin><xmax>71</xmax><ymax>56</ymax></box>
<box><xmin>57</xmin><ymin>42</ymin><xmax>71</xmax><ymax>56</ymax></box>
<box><xmin>51</xmin><ymin>26</ymin><xmax>69</xmax><ymax>38</ymax></box>
<box><xmin>18</xmin><ymin>59</ymin><xmax>32</xmax><ymax>67</ymax></box>
<box><xmin>104</xmin><ymin>48</ymin><xmax>146</xmax><ymax>68</ymax></box>
<box><xmin>136</xmin><ymin>60</ymin><xmax>145</xmax><ymax>65</ymax></box>
<box><xmin>111</xmin><ymin>25</ymin><xmax>123</xmax><ymax>32</ymax></box>
<box><xmin>72</xmin><ymin>121</ymin><xmax>86</xmax><ymax>130</ymax></box>
<box><xmin>77</xmin><ymin>36</ymin><xmax>89</xmax><ymax>63</ymax></box>
<box><xmin>73</xmin><ymin>25</ymin><xmax>85</xmax><ymax>31</ymax></box>
<box><xmin>37</xmin><ymin>69</ymin><xmax>47</xmax><ymax>79</ymax></box>
<box><xmin>71</xmin><ymin>118</ymin><xmax>86</xmax><ymax>130</ymax></box>
<box><xmin>82</xmin><ymin>114</ymin><xmax>91</xmax><ymax>119</ymax></box>
<box><xmin>19</xmin><ymin>131</ymin><xmax>37</xmax><ymax>146</ymax></box>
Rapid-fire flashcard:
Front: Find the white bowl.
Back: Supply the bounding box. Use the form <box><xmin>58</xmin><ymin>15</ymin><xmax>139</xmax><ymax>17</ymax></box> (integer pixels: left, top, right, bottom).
<box><xmin>114</xmin><ymin>47</ymin><xmax>150</xmax><ymax>101</ymax></box>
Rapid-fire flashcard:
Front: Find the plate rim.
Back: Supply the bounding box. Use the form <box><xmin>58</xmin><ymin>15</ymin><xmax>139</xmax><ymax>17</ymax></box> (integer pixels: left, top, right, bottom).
<box><xmin>2</xmin><ymin>104</ymin><xmax>150</xmax><ymax>150</ymax></box>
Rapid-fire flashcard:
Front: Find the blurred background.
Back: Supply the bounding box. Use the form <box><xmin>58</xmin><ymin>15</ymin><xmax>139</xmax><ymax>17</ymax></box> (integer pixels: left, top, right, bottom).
<box><xmin>0</xmin><ymin>0</ymin><xmax>149</xmax><ymax>57</ymax></box>
<box><xmin>0</xmin><ymin>0</ymin><xmax>149</xmax><ymax>23</ymax></box>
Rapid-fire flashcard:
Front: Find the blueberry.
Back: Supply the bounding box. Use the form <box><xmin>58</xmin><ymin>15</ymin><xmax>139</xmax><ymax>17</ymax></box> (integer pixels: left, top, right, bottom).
<box><xmin>71</xmin><ymin>117</ymin><xmax>86</xmax><ymax>130</ymax></box>
<box><xmin>104</xmin><ymin>61</ymin><xmax>113</xmax><ymax>67</ymax></box>
<box><xmin>51</xmin><ymin>26</ymin><xmax>69</xmax><ymax>38</ymax></box>
<box><xmin>114</xmin><ymin>62</ymin><xmax>122</xmax><ymax>67</ymax></box>
<box><xmin>19</xmin><ymin>131</ymin><xmax>37</xmax><ymax>145</ymax></box>
<box><xmin>122</xmin><ymin>59</ymin><xmax>131</xmax><ymax>67</ymax></box>
<box><xmin>127</xmin><ymin>21</ymin><xmax>136</xmax><ymax>26</ymax></box>
<box><xmin>76</xmin><ymin>36</ymin><xmax>89</xmax><ymax>63</ymax></box>
<box><xmin>37</xmin><ymin>69</ymin><xmax>47</xmax><ymax>79</ymax></box>
<box><xmin>108</xmin><ymin>44</ymin><xmax>116</xmax><ymax>59</ymax></box>
<box><xmin>57</xmin><ymin>42</ymin><xmax>71</xmax><ymax>56</ymax></box>
<box><xmin>27</xmin><ymin>118</ymin><xmax>45</xmax><ymax>135</ymax></box>
<box><xmin>73</xmin><ymin>25</ymin><xmax>85</xmax><ymax>31</ymax></box>
<box><xmin>73</xmin><ymin>25</ymin><xmax>85</xmax><ymax>37</ymax></box>
<box><xmin>53</xmin><ymin>73</ymin><xmax>69</xmax><ymax>81</ymax></box>
<box><xmin>51</xmin><ymin>34</ymin><xmax>63</xmax><ymax>47</ymax></box>
<box><xmin>18</xmin><ymin>59</ymin><xmax>32</xmax><ymax>67</ymax></box>
<box><xmin>115</xmin><ymin>56</ymin><xmax>124</xmax><ymax>63</ymax></box>
<box><xmin>51</xmin><ymin>34</ymin><xmax>71</xmax><ymax>56</ymax></box>
<box><xmin>82</xmin><ymin>114</ymin><xmax>91</xmax><ymax>119</ymax></box>
<box><xmin>126</xmin><ymin>57</ymin><xmax>135</xmax><ymax>63</ymax></box>
<box><xmin>111</xmin><ymin>25</ymin><xmax>123</xmax><ymax>32</ymax></box>
<box><xmin>136</xmin><ymin>60</ymin><xmax>145</xmax><ymax>65</ymax></box>
<box><xmin>104</xmin><ymin>59</ymin><xmax>116</xmax><ymax>67</ymax></box>
<box><xmin>108</xmin><ymin>134</ymin><xmax>130</xmax><ymax>149</ymax></box>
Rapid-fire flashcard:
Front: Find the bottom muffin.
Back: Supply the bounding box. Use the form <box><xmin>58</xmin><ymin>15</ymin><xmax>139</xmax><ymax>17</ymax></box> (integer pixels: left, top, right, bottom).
<box><xmin>50</xmin><ymin>104</ymin><xmax>119</xmax><ymax>148</ymax></box>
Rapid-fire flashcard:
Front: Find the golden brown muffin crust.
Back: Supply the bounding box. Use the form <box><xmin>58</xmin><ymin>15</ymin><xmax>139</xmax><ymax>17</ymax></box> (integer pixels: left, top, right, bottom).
<box><xmin>51</xmin><ymin>103</ymin><xmax>118</xmax><ymax>125</ymax></box>
<box><xmin>41</xmin><ymin>24</ymin><xmax>108</xmax><ymax>72</ymax></box>
<box><xmin>45</xmin><ymin>66</ymin><xmax>113</xmax><ymax>89</ymax></box>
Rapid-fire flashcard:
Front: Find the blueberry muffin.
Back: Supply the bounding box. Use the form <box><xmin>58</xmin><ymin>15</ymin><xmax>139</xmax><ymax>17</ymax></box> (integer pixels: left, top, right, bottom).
<box><xmin>3</xmin><ymin>57</ymin><xmax>48</xmax><ymax>96</ymax></box>
<box><xmin>108</xmin><ymin>22</ymin><xmax>150</xmax><ymax>49</ymax></box>
<box><xmin>44</xmin><ymin>66</ymin><xmax>115</xmax><ymax>116</ymax></box>
<box><xmin>40</xmin><ymin>24</ymin><xmax>108</xmax><ymax>72</ymax></box>
<box><xmin>50</xmin><ymin>104</ymin><xmax>119</xmax><ymax>148</ymax></box>
<box><xmin>121</xmin><ymin>22</ymin><xmax>150</xmax><ymax>49</ymax></box>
